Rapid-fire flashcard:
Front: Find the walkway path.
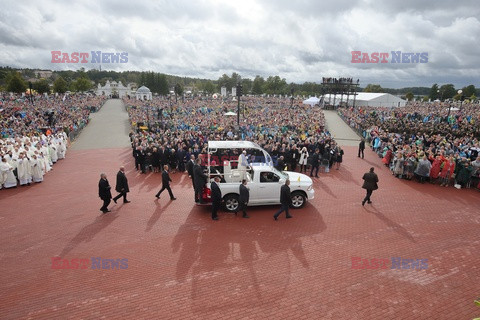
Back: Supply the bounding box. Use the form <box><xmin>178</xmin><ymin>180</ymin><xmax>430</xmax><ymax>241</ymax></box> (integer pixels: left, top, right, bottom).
<box><xmin>71</xmin><ymin>99</ymin><xmax>131</xmax><ymax>150</ymax></box>
<box><xmin>323</xmin><ymin>109</ymin><xmax>361</xmax><ymax>146</ymax></box>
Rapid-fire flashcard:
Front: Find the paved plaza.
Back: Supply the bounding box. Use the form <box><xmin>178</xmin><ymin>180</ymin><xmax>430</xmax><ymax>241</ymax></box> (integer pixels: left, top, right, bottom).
<box><xmin>0</xmin><ymin>100</ymin><xmax>479</xmax><ymax>319</ymax></box>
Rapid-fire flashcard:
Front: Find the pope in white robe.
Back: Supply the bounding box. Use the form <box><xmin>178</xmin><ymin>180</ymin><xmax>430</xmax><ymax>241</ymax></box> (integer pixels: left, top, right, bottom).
<box><xmin>57</xmin><ymin>140</ymin><xmax>66</xmax><ymax>159</ymax></box>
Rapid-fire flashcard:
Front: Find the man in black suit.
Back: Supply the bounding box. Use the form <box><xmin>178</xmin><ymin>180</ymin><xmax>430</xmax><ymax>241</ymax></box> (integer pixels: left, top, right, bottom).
<box><xmin>113</xmin><ymin>166</ymin><xmax>130</xmax><ymax>204</ymax></box>
<box><xmin>362</xmin><ymin>167</ymin><xmax>379</xmax><ymax>206</ymax></box>
<box><xmin>186</xmin><ymin>155</ymin><xmax>196</xmax><ymax>200</ymax></box>
<box><xmin>358</xmin><ymin>138</ymin><xmax>366</xmax><ymax>159</ymax></box>
<box><xmin>155</xmin><ymin>165</ymin><xmax>176</xmax><ymax>200</ymax></box>
<box><xmin>273</xmin><ymin>179</ymin><xmax>292</xmax><ymax>220</ymax></box>
<box><xmin>275</xmin><ymin>155</ymin><xmax>285</xmax><ymax>171</ymax></box>
<box><xmin>135</xmin><ymin>146</ymin><xmax>146</xmax><ymax>173</ymax></box>
<box><xmin>193</xmin><ymin>158</ymin><xmax>208</xmax><ymax>204</ymax></box>
<box><xmin>211</xmin><ymin>176</ymin><xmax>222</xmax><ymax>220</ymax></box>
<box><xmin>98</xmin><ymin>173</ymin><xmax>112</xmax><ymax>213</ymax></box>
<box><xmin>310</xmin><ymin>149</ymin><xmax>320</xmax><ymax>178</ymax></box>
<box><xmin>237</xmin><ymin>179</ymin><xmax>250</xmax><ymax>218</ymax></box>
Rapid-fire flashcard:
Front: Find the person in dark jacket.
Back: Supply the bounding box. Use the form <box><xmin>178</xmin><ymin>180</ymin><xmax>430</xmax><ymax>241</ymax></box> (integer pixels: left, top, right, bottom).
<box><xmin>362</xmin><ymin>167</ymin><xmax>379</xmax><ymax>206</ymax></box>
<box><xmin>237</xmin><ymin>179</ymin><xmax>250</xmax><ymax>218</ymax></box>
<box><xmin>358</xmin><ymin>138</ymin><xmax>365</xmax><ymax>159</ymax></box>
<box><xmin>275</xmin><ymin>155</ymin><xmax>285</xmax><ymax>172</ymax></box>
<box><xmin>193</xmin><ymin>158</ymin><xmax>208</xmax><ymax>203</ymax></box>
<box><xmin>113</xmin><ymin>166</ymin><xmax>130</xmax><ymax>204</ymax></box>
<box><xmin>273</xmin><ymin>179</ymin><xmax>292</xmax><ymax>220</ymax></box>
<box><xmin>186</xmin><ymin>155</ymin><xmax>196</xmax><ymax>200</ymax></box>
<box><xmin>135</xmin><ymin>146</ymin><xmax>146</xmax><ymax>174</ymax></box>
<box><xmin>98</xmin><ymin>173</ymin><xmax>112</xmax><ymax>213</ymax></box>
<box><xmin>151</xmin><ymin>147</ymin><xmax>161</xmax><ymax>173</ymax></box>
<box><xmin>155</xmin><ymin>165</ymin><xmax>176</xmax><ymax>200</ymax></box>
<box><xmin>310</xmin><ymin>149</ymin><xmax>320</xmax><ymax>177</ymax></box>
<box><xmin>210</xmin><ymin>176</ymin><xmax>222</xmax><ymax>220</ymax></box>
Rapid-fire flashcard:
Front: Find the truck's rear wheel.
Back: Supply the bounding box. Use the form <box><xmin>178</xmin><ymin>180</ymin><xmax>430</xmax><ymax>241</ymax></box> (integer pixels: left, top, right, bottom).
<box><xmin>291</xmin><ymin>191</ymin><xmax>306</xmax><ymax>209</ymax></box>
<box><xmin>223</xmin><ymin>194</ymin><xmax>239</xmax><ymax>212</ymax></box>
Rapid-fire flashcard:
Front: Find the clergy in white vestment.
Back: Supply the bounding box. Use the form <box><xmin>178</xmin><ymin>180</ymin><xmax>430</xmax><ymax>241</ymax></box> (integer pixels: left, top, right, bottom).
<box><xmin>17</xmin><ymin>153</ymin><xmax>32</xmax><ymax>185</ymax></box>
<box><xmin>49</xmin><ymin>142</ymin><xmax>58</xmax><ymax>163</ymax></box>
<box><xmin>0</xmin><ymin>157</ymin><xmax>17</xmax><ymax>188</ymax></box>
<box><xmin>57</xmin><ymin>140</ymin><xmax>66</xmax><ymax>159</ymax></box>
<box><xmin>30</xmin><ymin>154</ymin><xmax>44</xmax><ymax>183</ymax></box>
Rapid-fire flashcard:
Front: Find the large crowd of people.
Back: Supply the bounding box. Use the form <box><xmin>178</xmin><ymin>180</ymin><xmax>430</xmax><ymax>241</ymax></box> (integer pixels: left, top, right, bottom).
<box><xmin>125</xmin><ymin>96</ymin><xmax>346</xmax><ymax>176</ymax></box>
<box><xmin>338</xmin><ymin>102</ymin><xmax>480</xmax><ymax>189</ymax></box>
<box><xmin>0</xmin><ymin>94</ymin><xmax>105</xmax><ymax>189</ymax></box>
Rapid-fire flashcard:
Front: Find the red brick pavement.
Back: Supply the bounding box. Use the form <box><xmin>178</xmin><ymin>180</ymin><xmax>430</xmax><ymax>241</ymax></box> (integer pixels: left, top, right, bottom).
<box><xmin>0</xmin><ymin>147</ymin><xmax>479</xmax><ymax>319</ymax></box>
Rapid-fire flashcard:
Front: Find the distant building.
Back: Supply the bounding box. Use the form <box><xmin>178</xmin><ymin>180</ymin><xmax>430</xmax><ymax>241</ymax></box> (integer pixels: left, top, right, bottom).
<box><xmin>35</xmin><ymin>70</ymin><xmax>53</xmax><ymax>79</ymax></box>
<box><xmin>96</xmin><ymin>80</ymin><xmax>132</xmax><ymax>98</ymax></box>
<box><xmin>136</xmin><ymin>86</ymin><xmax>152</xmax><ymax>101</ymax></box>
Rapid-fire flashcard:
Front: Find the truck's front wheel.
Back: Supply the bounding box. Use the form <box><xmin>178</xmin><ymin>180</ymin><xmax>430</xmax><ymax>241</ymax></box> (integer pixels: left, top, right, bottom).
<box><xmin>223</xmin><ymin>194</ymin><xmax>239</xmax><ymax>212</ymax></box>
<box><xmin>290</xmin><ymin>191</ymin><xmax>306</xmax><ymax>209</ymax></box>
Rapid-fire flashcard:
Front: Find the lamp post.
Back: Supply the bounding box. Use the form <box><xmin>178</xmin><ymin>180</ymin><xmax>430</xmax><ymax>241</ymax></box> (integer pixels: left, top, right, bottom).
<box><xmin>236</xmin><ymin>83</ymin><xmax>242</xmax><ymax>126</ymax></box>
<box><xmin>290</xmin><ymin>88</ymin><xmax>294</xmax><ymax>108</ymax></box>
<box><xmin>458</xmin><ymin>89</ymin><xmax>464</xmax><ymax>111</ymax></box>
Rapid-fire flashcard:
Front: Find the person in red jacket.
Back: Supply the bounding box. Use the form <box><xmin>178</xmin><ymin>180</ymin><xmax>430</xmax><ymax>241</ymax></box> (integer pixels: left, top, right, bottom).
<box><xmin>429</xmin><ymin>155</ymin><xmax>443</xmax><ymax>183</ymax></box>
<box><xmin>440</xmin><ymin>155</ymin><xmax>456</xmax><ymax>187</ymax></box>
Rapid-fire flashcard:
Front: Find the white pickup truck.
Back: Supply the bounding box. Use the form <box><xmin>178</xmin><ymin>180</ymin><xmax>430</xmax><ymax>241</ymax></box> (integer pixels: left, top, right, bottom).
<box><xmin>200</xmin><ymin>141</ymin><xmax>314</xmax><ymax>212</ymax></box>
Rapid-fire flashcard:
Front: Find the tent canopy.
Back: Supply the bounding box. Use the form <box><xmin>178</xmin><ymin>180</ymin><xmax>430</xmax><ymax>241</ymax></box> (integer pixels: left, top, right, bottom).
<box><xmin>303</xmin><ymin>97</ymin><xmax>320</xmax><ymax>106</ymax></box>
<box><xmin>224</xmin><ymin>111</ymin><xmax>237</xmax><ymax>116</ymax></box>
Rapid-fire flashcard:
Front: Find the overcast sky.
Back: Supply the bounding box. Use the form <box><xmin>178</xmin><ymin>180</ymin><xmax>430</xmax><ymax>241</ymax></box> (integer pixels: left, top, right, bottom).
<box><xmin>1</xmin><ymin>0</ymin><xmax>479</xmax><ymax>88</ymax></box>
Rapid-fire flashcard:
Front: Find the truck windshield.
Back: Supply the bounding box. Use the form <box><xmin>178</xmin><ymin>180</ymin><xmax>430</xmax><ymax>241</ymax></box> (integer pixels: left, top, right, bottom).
<box><xmin>271</xmin><ymin>167</ymin><xmax>288</xmax><ymax>180</ymax></box>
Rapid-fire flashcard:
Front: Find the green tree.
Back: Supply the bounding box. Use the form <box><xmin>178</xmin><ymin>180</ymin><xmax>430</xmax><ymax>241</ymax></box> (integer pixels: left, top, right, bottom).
<box><xmin>241</xmin><ymin>78</ymin><xmax>252</xmax><ymax>95</ymax></box>
<box><xmin>363</xmin><ymin>84</ymin><xmax>383</xmax><ymax>93</ymax></box>
<box><xmin>74</xmin><ymin>77</ymin><xmax>92</xmax><ymax>92</ymax></box>
<box><xmin>252</xmin><ymin>75</ymin><xmax>265</xmax><ymax>95</ymax></box>
<box><xmin>439</xmin><ymin>84</ymin><xmax>456</xmax><ymax>100</ymax></box>
<box><xmin>33</xmin><ymin>78</ymin><xmax>51</xmax><ymax>94</ymax></box>
<box><xmin>405</xmin><ymin>92</ymin><xmax>414</xmax><ymax>101</ymax></box>
<box><xmin>53</xmin><ymin>76</ymin><xmax>68</xmax><ymax>93</ymax></box>
<box><xmin>264</xmin><ymin>76</ymin><xmax>287</xmax><ymax>94</ymax></box>
<box><xmin>174</xmin><ymin>83</ymin><xmax>183</xmax><ymax>102</ymax></box>
<box><xmin>429</xmin><ymin>83</ymin><xmax>439</xmax><ymax>100</ymax></box>
<box><xmin>217</xmin><ymin>74</ymin><xmax>232</xmax><ymax>91</ymax></box>
<box><xmin>462</xmin><ymin>85</ymin><xmax>476</xmax><ymax>98</ymax></box>
<box><xmin>204</xmin><ymin>80</ymin><xmax>216</xmax><ymax>94</ymax></box>
<box><xmin>6</xmin><ymin>72</ymin><xmax>27</xmax><ymax>94</ymax></box>
<box><xmin>158</xmin><ymin>74</ymin><xmax>169</xmax><ymax>96</ymax></box>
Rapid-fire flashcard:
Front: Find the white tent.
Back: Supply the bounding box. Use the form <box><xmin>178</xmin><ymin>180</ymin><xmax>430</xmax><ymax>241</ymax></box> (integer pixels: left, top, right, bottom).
<box><xmin>446</xmin><ymin>107</ymin><xmax>459</xmax><ymax>111</ymax></box>
<box><xmin>303</xmin><ymin>97</ymin><xmax>320</xmax><ymax>106</ymax></box>
<box><xmin>224</xmin><ymin>111</ymin><xmax>237</xmax><ymax>116</ymax></box>
<box><xmin>324</xmin><ymin>92</ymin><xmax>406</xmax><ymax>108</ymax></box>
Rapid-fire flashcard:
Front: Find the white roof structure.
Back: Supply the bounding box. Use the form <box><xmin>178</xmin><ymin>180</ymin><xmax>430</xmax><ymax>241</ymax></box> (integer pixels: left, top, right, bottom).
<box><xmin>208</xmin><ymin>141</ymin><xmax>261</xmax><ymax>149</ymax></box>
<box><xmin>303</xmin><ymin>96</ymin><xmax>320</xmax><ymax>106</ymax></box>
<box><xmin>135</xmin><ymin>86</ymin><xmax>152</xmax><ymax>101</ymax></box>
<box><xmin>324</xmin><ymin>92</ymin><xmax>406</xmax><ymax>108</ymax></box>
<box><xmin>136</xmin><ymin>86</ymin><xmax>151</xmax><ymax>93</ymax></box>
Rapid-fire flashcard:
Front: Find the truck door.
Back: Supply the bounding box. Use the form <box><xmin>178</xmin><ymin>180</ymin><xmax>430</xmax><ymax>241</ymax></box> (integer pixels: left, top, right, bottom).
<box><xmin>253</xmin><ymin>171</ymin><xmax>282</xmax><ymax>203</ymax></box>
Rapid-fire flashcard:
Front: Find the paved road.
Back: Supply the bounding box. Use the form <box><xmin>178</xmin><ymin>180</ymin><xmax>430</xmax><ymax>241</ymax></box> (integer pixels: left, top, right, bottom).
<box><xmin>71</xmin><ymin>99</ymin><xmax>131</xmax><ymax>150</ymax></box>
<box><xmin>1</xmin><ymin>146</ymin><xmax>479</xmax><ymax>319</ymax></box>
<box><xmin>324</xmin><ymin>110</ymin><xmax>361</xmax><ymax>146</ymax></box>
